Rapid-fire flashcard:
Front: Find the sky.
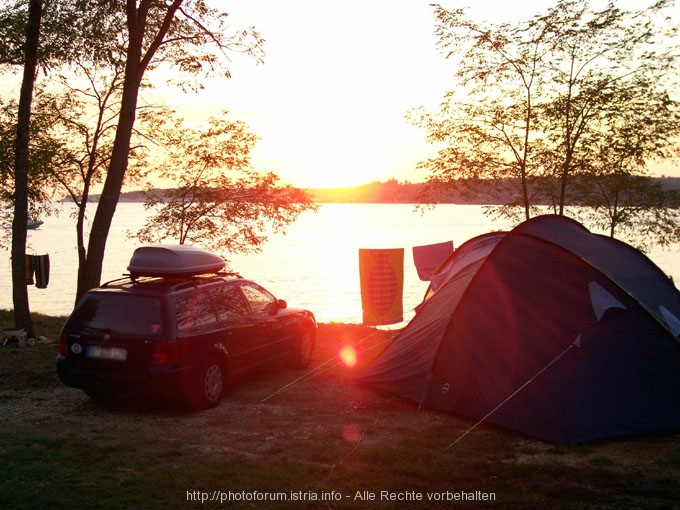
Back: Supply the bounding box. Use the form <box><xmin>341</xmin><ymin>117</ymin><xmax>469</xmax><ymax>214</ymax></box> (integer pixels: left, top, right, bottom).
<box><xmin>155</xmin><ymin>0</ymin><xmax>538</xmax><ymax>188</ymax></box>
<box><xmin>152</xmin><ymin>0</ymin><xmax>678</xmax><ymax>189</ymax></box>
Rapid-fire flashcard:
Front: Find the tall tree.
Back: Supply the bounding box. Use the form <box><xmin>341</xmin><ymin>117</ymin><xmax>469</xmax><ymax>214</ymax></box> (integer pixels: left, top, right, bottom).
<box><xmin>1</xmin><ymin>0</ymin><xmax>124</xmax><ymax>334</ymax></box>
<box><xmin>567</xmin><ymin>77</ymin><xmax>680</xmax><ymax>250</ymax></box>
<box><xmin>10</xmin><ymin>0</ymin><xmax>41</xmax><ymax>337</ymax></box>
<box><xmin>0</xmin><ymin>0</ymin><xmax>107</xmax><ymax>68</ymax></box>
<box><xmin>408</xmin><ymin>5</ymin><xmax>553</xmax><ymax>222</ymax></box>
<box><xmin>535</xmin><ymin>0</ymin><xmax>680</xmax><ymax>215</ymax></box>
<box><xmin>0</xmin><ymin>93</ymin><xmax>60</xmax><ymax>236</ymax></box>
<box><xmin>135</xmin><ymin>112</ymin><xmax>317</xmax><ymax>256</ymax></box>
<box><xmin>410</xmin><ymin>0</ymin><xmax>680</xmax><ymax>248</ymax></box>
<box><xmin>47</xmin><ymin>41</ymin><xmax>151</xmax><ymax>293</ymax></box>
<box><xmin>76</xmin><ymin>0</ymin><xmax>264</xmax><ymax>301</ymax></box>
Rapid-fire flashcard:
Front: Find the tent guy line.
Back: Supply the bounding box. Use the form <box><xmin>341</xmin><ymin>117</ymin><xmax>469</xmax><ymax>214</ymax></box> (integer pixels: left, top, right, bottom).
<box><xmin>446</xmin><ymin>342</ymin><xmax>576</xmax><ymax>449</ymax></box>
<box><xmin>260</xmin><ymin>329</ymin><xmax>397</xmax><ymax>403</ymax></box>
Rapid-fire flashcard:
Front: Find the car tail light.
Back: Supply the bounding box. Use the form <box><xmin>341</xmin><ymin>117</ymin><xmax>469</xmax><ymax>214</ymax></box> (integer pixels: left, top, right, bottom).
<box><xmin>152</xmin><ymin>340</ymin><xmax>178</xmax><ymax>366</ymax></box>
<box><xmin>58</xmin><ymin>332</ymin><xmax>68</xmax><ymax>356</ymax></box>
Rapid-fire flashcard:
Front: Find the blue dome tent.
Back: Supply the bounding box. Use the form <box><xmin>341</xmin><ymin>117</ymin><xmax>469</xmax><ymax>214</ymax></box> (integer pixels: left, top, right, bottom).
<box><xmin>359</xmin><ymin>215</ymin><xmax>680</xmax><ymax>445</ymax></box>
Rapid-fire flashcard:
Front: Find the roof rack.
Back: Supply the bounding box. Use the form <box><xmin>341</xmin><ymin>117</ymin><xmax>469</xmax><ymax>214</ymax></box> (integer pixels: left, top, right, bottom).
<box><xmin>101</xmin><ymin>276</ymin><xmax>138</xmax><ymax>288</ymax></box>
<box><xmin>217</xmin><ymin>270</ymin><xmax>242</xmax><ymax>278</ymax></box>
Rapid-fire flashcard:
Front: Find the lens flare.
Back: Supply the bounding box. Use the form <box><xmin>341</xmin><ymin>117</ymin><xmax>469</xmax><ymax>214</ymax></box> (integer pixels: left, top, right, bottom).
<box><xmin>339</xmin><ymin>345</ymin><xmax>358</xmax><ymax>367</ymax></box>
<box><xmin>342</xmin><ymin>424</ymin><xmax>362</xmax><ymax>443</ymax></box>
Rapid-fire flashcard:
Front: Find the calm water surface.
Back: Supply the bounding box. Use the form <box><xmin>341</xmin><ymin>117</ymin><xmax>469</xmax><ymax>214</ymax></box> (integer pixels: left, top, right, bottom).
<box><xmin>3</xmin><ymin>203</ymin><xmax>679</xmax><ymax>325</ymax></box>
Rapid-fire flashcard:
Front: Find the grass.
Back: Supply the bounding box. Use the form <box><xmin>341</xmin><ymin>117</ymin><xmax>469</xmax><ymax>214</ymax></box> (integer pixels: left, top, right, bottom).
<box><xmin>1</xmin><ymin>311</ymin><xmax>680</xmax><ymax>508</ymax></box>
<box><xmin>0</xmin><ymin>310</ymin><xmax>65</xmax><ymax>395</ymax></box>
<box><xmin>0</xmin><ymin>309</ymin><xmax>67</xmax><ymax>337</ymax></box>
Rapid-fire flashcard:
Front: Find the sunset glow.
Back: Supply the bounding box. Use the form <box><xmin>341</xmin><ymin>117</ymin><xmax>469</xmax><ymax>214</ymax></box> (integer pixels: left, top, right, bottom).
<box><xmin>168</xmin><ymin>1</ymin><xmax>680</xmax><ymax>188</ymax></box>
<box><xmin>180</xmin><ymin>0</ymin><xmax>452</xmax><ymax>189</ymax></box>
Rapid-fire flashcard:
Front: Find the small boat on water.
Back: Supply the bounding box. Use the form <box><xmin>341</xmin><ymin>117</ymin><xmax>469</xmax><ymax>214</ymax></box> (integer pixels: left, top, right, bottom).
<box><xmin>3</xmin><ymin>219</ymin><xmax>44</xmax><ymax>230</ymax></box>
<box><xmin>1</xmin><ymin>220</ymin><xmax>45</xmax><ymax>230</ymax></box>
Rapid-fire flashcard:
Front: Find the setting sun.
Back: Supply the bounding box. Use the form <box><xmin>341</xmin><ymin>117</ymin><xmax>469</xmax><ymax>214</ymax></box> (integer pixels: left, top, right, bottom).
<box><xmin>178</xmin><ymin>0</ymin><xmax>452</xmax><ymax>189</ymax></box>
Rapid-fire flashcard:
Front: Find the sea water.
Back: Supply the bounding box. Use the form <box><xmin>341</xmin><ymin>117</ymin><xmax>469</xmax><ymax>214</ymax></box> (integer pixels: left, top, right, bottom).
<box><xmin>3</xmin><ymin>202</ymin><xmax>678</xmax><ymax>325</ymax></box>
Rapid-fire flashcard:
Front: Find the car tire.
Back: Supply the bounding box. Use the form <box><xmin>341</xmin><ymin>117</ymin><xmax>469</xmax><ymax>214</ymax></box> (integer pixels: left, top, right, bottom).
<box><xmin>290</xmin><ymin>327</ymin><xmax>315</xmax><ymax>370</ymax></box>
<box><xmin>191</xmin><ymin>357</ymin><xmax>225</xmax><ymax>410</ymax></box>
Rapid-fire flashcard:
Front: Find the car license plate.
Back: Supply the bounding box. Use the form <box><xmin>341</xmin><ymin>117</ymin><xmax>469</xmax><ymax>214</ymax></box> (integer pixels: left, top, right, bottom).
<box><xmin>87</xmin><ymin>345</ymin><xmax>128</xmax><ymax>361</ymax></box>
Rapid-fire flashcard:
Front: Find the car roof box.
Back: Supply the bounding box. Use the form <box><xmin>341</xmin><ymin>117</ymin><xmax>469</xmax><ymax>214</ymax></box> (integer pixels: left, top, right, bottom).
<box><xmin>127</xmin><ymin>245</ymin><xmax>225</xmax><ymax>278</ymax></box>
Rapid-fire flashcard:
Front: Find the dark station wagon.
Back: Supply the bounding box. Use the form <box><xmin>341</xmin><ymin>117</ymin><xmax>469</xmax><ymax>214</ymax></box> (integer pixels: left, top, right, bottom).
<box><xmin>56</xmin><ymin>245</ymin><xmax>316</xmax><ymax>409</ymax></box>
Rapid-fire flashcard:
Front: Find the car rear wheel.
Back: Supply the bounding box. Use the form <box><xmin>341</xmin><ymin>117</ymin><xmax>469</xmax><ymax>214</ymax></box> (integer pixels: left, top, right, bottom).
<box><xmin>191</xmin><ymin>357</ymin><xmax>225</xmax><ymax>409</ymax></box>
<box><xmin>290</xmin><ymin>327</ymin><xmax>315</xmax><ymax>369</ymax></box>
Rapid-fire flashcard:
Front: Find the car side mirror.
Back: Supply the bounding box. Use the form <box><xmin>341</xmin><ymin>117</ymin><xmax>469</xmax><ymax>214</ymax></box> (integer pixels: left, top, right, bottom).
<box><xmin>277</xmin><ymin>299</ymin><xmax>287</xmax><ymax>310</ymax></box>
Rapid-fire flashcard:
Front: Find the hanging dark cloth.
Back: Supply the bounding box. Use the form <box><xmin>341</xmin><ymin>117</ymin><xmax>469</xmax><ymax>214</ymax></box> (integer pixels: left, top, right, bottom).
<box><xmin>25</xmin><ymin>254</ymin><xmax>50</xmax><ymax>288</ymax></box>
<box><xmin>33</xmin><ymin>254</ymin><xmax>50</xmax><ymax>289</ymax></box>
<box><xmin>25</xmin><ymin>255</ymin><xmax>35</xmax><ymax>285</ymax></box>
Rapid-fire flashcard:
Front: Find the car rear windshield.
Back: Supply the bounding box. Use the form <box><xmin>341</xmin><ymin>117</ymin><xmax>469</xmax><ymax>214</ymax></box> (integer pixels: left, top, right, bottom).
<box><xmin>67</xmin><ymin>293</ymin><xmax>164</xmax><ymax>336</ymax></box>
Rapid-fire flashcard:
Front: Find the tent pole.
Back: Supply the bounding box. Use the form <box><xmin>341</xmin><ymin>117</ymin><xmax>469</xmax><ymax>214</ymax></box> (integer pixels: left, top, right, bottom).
<box><xmin>417</xmin><ymin>372</ymin><xmax>433</xmax><ymax>410</ymax></box>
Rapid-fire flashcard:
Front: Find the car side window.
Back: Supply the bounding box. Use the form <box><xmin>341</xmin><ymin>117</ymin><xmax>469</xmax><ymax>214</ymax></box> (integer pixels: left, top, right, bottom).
<box><xmin>174</xmin><ymin>289</ymin><xmax>218</xmax><ymax>335</ymax></box>
<box><xmin>240</xmin><ymin>283</ymin><xmax>277</xmax><ymax>314</ymax></box>
<box><xmin>211</xmin><ymin>284</ymin><xmax>249</xmax><ymax>322</ymax></box>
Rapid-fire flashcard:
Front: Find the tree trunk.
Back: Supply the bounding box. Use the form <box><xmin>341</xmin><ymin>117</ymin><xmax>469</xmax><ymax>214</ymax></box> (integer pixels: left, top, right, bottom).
<box><xmin>558</xmin><ymin>163</ymin><xmax>569</xmax><ymax>216</ymax></box>
<box><xmin>75</xmin><ymin>71</ymin><xmax>142</xmax><ymax>302</ymax></box>
<box><xmin>73</xmin><ymin>0</ymin><xmax>184</xmax><ymax>302</ymax></box>
<box><xmin>11</xmin><ymin>0</ymin><xmax>42</xmax><ymax>337</ymax></box>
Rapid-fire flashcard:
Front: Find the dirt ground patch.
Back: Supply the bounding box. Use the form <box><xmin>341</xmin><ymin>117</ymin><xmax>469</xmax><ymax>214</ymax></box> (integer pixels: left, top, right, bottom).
<box><xmin>2</xmin><ymin>323</ymin><xmax>680</xmax><ymax>508</ymax></box>
<box><xmin>1</xmin><ymin>324</ymin><xmax>448</xmax><ymax>464</ymax></box>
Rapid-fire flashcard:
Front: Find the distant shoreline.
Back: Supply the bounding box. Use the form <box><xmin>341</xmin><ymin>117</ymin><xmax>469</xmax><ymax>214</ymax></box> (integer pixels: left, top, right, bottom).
<box><xmin>73</xmin><ymin>177</ymin><xmax>680</xmax><ymax>205</ymax></box>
